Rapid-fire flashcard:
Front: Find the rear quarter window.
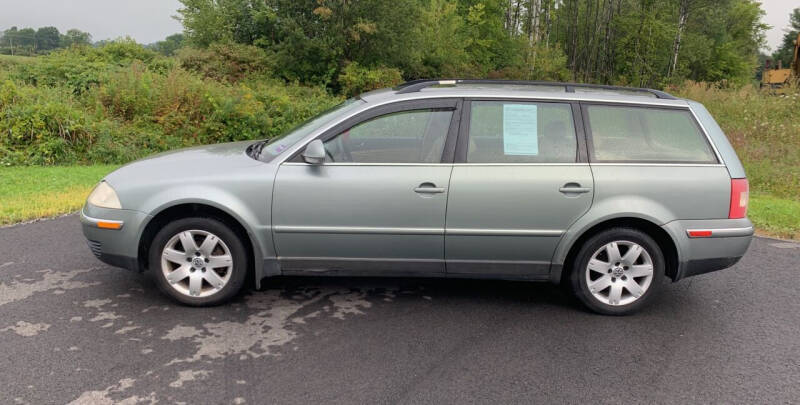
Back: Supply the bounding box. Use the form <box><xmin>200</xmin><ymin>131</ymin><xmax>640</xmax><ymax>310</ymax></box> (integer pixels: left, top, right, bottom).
<box><xmin>585</xmin><ymin>105</ymin><xmax>717</xmax><ymax>163</ymax></box>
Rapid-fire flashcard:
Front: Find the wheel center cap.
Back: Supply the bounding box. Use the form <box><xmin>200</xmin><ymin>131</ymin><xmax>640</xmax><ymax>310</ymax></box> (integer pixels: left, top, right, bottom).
<box><xmin>192</xmin><ymin>257</ymin><xmax>205</xmax><ymax>268</ymax></box>
<box><xmin>612</xmin><ymin>266</ymin><xmax>625</xmax><ymax>277</ymax></box>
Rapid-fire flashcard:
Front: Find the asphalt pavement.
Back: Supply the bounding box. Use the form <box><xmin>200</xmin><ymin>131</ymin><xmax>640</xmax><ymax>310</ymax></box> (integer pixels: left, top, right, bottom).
<box><xmin>1</xmin><ymin>214</ymin><xmax>799</xmax><ymax>404</ymax></box>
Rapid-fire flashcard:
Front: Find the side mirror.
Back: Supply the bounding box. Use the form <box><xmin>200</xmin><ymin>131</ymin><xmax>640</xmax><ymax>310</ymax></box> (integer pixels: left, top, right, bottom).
<box><xmin>302</xmin><ymin>139</ymin><xmax>326</xmax><ymax>165</ymax></box>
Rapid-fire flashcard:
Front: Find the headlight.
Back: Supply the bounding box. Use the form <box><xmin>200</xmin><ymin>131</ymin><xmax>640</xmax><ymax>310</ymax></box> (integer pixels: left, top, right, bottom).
<box><xmin>87</xmin><ymin>181</ymin><xmax>122</xmax><ymax>209</ymax></box>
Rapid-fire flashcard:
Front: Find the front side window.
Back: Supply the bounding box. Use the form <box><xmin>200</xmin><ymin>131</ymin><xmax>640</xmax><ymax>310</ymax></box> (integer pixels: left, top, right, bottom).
<box><xmin>467</xmin><ymin>101</ymin><xmax>577</xmax><ymax>163</ymax></box>
<box><xmin>258</xmin><ymin>98</ymin><xmax>365</xmax><ymax>161</ymax></box>
<box><xmin>324</xmin><ymin>109</ymin><xmax>453</xmax><ymax>163</ymax></box>
<box><xmin>586</xmin><ymin>105</ymin><xmax>717</xmax><ymax>163</ymax></box>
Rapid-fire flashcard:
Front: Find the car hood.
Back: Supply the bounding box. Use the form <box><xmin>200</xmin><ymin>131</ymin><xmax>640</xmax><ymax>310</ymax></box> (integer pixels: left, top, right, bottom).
<box><xmin>105</xmin><ymin>141</ymin><xmax>264</xmax><ymax>186</ymax></box>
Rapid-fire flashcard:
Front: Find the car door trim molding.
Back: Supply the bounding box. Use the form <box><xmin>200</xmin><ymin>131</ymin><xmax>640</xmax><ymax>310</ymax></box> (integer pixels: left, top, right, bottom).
<box><xmin>451</xmin><ymin>163</ymin><xmax>590</xmax><ymax>167</ymax></box>
<box><xmin>446</xmin><ymin>228</ymin><xmax>564</xmax><ymax>237</ymax></box>
<box><xmin>274</xmin><ymin>225</ymin><xmax>564</xmax><ymax>237</ymax></box>
<box><xmin>281</xmin><ymin>162</ymin><xmax>454</xmax><ymax>167</ymax></box>
<box><xmin>274</xmin><ymin>225</ymin><xmax>445</xmax><ymax>235</ymax></box>
<box><xmin>590</xmin><ymin>163</ymin><xmax>725</xmax><ymax>167</ymax></box>
<box><xmin>282</xmin><ymin>162</ymin><xmax>593</xmax><ymax>167</ymax></box>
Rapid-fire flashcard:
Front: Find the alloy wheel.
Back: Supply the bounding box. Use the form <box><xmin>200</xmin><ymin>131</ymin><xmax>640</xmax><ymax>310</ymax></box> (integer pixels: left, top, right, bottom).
<box><xmin>585</xmin><ymin>240</ymin><xmax>654</xmax><ymax>306</ymax></box>
<box><xmin>160</xmin><ymin>230</ymin><xmax>233</xmax><ymax>298</ymax></box>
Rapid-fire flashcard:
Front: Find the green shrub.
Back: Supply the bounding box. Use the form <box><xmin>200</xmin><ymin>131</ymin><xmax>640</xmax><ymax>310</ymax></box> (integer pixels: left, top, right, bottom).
<box><xmin>11</xmin><ymin>49</ymin><xmax>108</xmax><ymax>95</ymax></box>
<box><xmin>0</xmin><ymin>80</ymin><xmax>93</xmax><ymax>165</ymax></box>
<box><xmin>487</xmin><ymin>44</ymin><xmax>571</xmax><ymax>81</ymax></box>
<box><xmin>178</xmin><ymin>43</ymin><xmax>273</xmax><ymax>82</ymax></box>
<box><xmin>95</xmin><ymin>39</ymin><xmax>158</xmax><ymax>65</ymax></box>
<box><xmin>244</xmin><ymin>77</ymin><xmax>342</xmax><ymax>138</ymax></box>
<box><xmin>337</xmin><ymin>62</ymin><xmax>403</xmax><ymax>97</ymax></box>
<box><xmin>9</xmin><ymin>41</ymin><xmax>173</xmax><ymax>95</ymax></box>
<box><xmin>93</xmin><ymin>61</ymin><xmax>159</xmax><ymax>120</ymax></box>
<box><xmin>0</xmin><ymin>46</ymin><xmax>341</xmax><ymax>166</ymax></box>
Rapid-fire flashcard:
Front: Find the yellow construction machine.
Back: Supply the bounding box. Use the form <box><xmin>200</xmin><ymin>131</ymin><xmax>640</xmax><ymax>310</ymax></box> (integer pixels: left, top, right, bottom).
<box><xmin>762</xmin><ymin>32</ymin><xmax>800</xmax><ymax>89</ymax></box>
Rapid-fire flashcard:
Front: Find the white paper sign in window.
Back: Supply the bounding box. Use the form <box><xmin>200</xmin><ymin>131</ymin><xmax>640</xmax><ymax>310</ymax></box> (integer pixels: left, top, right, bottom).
<box><xmin>502</xmin><ymin>104</ymin><xmax>538</xmax><ymax>155</ymax></box>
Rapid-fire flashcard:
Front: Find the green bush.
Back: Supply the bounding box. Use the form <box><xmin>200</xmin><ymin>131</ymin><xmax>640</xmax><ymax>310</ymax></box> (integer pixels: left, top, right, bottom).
<box><xmin>178</xmin><ymin>43</ymin><xmax>273</xmax><ymax>82</ymax></box>
<box><xmin>0</xmin><ymin>80</ymin><xmax>93</xmax><ymax>165</ymax></box>
<box><xmin>10</xmin><ymin>40</ymin><xmax>173</xmax><ymax>95</ymax></box>
<box><xmin>11</xmin><ymin>49</ymin><xmax>108</xmax><ymax>95</ymax></box>
<box><xmin>337</xmin><ymin>62</ymin><xmax>403</xmax><ymax>97</ymax></box>
<box><xmin>0</xmin><ymin>42</ymin><xmax>341</xmax><ymax>166</ymax></box>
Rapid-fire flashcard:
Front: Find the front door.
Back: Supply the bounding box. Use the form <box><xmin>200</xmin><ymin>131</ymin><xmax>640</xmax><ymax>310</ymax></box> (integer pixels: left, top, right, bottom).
<box><xmin>272</xmin><ymin>99</ymin><xmax>461</xmax><ymax>275</ymax></box>
<box><xmin>445</xmin><ymin>100</ymin><xmax>594</xmax><ymax>279</ymax></box>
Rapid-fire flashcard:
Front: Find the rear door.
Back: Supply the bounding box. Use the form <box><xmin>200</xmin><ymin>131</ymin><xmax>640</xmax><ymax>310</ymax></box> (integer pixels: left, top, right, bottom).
<box><xmin>272</xmin><ymin>99</ymin><xmax>461</xmax><ymax>275</ymax></box>
<box><xmin>444</xmin><ymin>100</ymin><xmax>594</xmax><ymax>279</ymax></box>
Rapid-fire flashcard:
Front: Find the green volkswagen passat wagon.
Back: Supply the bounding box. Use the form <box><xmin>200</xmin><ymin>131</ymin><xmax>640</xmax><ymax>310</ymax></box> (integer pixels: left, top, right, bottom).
<box><xmin>81</xmin><ymin>79</ymin><xmax>753</xmax><ymax>315</ymax></box>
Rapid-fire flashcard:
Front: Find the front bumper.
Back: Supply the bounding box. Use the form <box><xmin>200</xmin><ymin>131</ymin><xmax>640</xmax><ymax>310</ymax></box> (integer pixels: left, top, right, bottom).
<box><xmin>81</xmin><ymin>205</ymin><xmax>151</xmax><ymax>272</ymax></box>
<box><xmin>663</xmin><ymin>218</ymin><xmax>754</xmax><ymax>280</ymax></box>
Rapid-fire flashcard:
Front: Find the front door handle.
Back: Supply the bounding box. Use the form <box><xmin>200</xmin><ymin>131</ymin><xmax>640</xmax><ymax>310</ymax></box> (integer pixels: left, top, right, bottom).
<box><xmin>414</xmin><ymin>182</ymin><xmax>445</xmax><ymax>194</ymax></box>
<box><xmin>559</xmin><ymin>183</ymin><xmax>592</xmax><ymax>194</ymax></box>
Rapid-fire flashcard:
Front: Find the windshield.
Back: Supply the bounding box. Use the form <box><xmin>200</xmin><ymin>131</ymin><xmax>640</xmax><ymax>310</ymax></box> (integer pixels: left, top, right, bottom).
<box><xmin>257</xmin><ymin>98</ymin><xmax>365</xmax><ymax>161</ymax></box>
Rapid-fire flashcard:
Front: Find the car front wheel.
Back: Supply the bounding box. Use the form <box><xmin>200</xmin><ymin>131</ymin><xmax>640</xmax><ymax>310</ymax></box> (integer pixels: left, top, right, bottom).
<box><xmin>570</xmin><ymin>227</ymin><xmax>664</xmax><ymax>315</ymax></box>
<box><xmin>149</xmin><ymin>217</ymin><xmax>248</xmax><ymax>306</ymax></box>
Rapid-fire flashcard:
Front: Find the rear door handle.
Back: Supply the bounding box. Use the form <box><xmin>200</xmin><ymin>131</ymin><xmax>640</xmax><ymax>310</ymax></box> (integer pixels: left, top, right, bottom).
<box><xmin>559</xmin><ymin>183</ymin><xmax>592</xmax><ymax>194</ymax></box>
<box><xmin>414</xmin><ymin>182</ymin><xmax>445</xmax><ymax>194</ymax></box>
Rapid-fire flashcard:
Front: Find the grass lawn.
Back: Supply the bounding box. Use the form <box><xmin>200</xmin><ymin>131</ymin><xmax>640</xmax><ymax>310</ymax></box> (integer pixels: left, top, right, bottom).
<box><xmin>749</xmin><ymin>194</ymin><xmax>800</xmax><ymax>240</ymax></box>
<box><xmin>1</xmin><ymin>164</ymin><xmax>797</xmax><ymax>240</ymax></box>
<box><xmin>0</xmin><ymin>165</ymin><xmax>119</xmax><ymax>226</ymax></box>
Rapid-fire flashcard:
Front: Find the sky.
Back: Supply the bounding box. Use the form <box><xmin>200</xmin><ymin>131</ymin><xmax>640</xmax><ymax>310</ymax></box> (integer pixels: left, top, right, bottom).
<box><xmin>0</xmin><ymin>0</ymin><xmax>183</xmax><ymax>45</ymax></box>
<box><xmin>761</xmin><ymin>0</ymin><xmax>798</xmax><ymax>52</ymax></box>
<box><xmin>0</xmin><ymin>0</ymin><xmax>796</xmax><ymax>50</ymax></box>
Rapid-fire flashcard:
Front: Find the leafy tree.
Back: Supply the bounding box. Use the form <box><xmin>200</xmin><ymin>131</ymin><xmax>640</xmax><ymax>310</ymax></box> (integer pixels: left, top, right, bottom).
<box><xmin>61</xmin><ymin>29</ymin><xmax>92</xmax><ymax>48</ymax></box>
<box><xmin>179</xmin><ymin>0</ymin><xmax>423</xmax><ymax>85</ymax></box>
<box><xmin>411</xmin><ymin>0</ymin><xmax>470</xmax><ymax>77</ymax></box>
<box><xmin>177</xmin><ymin>0</ymin><xmax>234</xmax><ymax>46</ymax></box>
<box><xmin>152</xmin><ymin>33</ymin><xmax>185</xmax><ymax>56</ymax></box>
<box><xmin>36</xmin><ymin>26</ymin><xmax>61</xmax><ymax>51</ymax></box>
<box><xmin>15</xmin><ymin>28</ymin><xmax>37</xmax><ymax>52</ymax></box>
<box><xmin>771</xmin><ymin>8</ymin><xmax>800</xmax><ymax>68</ymax></box>
<box><xmin>682</xmin><ymin>0</ymin><xmax>766</xmax><ymax>84</ymax></box>
<box><xmin>0</xmin><ymin>27</ymin><xmax>19</xmax><ymax>55</ymax></box>
<box><xmin>176</xmin><ymin>0</ymin><xmax>771</xmax><ymax>87</ymax></box>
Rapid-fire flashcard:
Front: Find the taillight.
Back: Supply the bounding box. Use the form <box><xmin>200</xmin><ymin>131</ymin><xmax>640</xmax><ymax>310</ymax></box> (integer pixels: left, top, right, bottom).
<box><xmin>729</xmin><ymin>178</ymin><xmax>749</xmax><ymax>219</ymax></box>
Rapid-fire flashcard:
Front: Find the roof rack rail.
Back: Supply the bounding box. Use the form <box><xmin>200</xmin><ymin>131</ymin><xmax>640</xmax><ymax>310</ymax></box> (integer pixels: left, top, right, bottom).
<box><xmin>394</xmin><ymin>79</ymin><xmax>677</xmax><ymax>100</ymax></box>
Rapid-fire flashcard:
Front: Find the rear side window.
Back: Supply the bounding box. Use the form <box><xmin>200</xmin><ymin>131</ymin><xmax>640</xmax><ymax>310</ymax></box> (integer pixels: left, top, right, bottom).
<box><xmin>585</xmin><ymin>105</ymin><xmax>717</xmax><ymax>163</ymax></box>
<box><xmin>467</xmin><ymin>101</ymin><xmax>577</xmax><ymax>163</ymax></box>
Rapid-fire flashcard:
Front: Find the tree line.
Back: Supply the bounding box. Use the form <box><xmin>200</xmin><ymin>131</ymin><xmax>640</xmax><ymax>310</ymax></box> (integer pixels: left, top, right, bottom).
<box><xmin>0</xmin><ymin>26</ymin><xmax>187</xmax><ymax>58</ymax></box>
<box><xmin>177</xmin><ymin>0</ymin><xmax>769</xmax><ymax>89</ymax></box>
<box><xmin>4</xmin><ymin>2</ymin><xmax>793</xmax><ymax>89</ymax></box>
<box><xmin>0</xmin><ymin>26</ymin><xmax>92</xmax><ymax>55</ymax></box>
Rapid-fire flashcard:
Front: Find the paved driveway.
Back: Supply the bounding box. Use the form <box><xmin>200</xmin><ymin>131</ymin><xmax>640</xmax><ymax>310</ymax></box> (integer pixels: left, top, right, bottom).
<box><xmin>1</xmin><ymin>215</ymin><xmax>799</xmax><ymax>404</ymax></box>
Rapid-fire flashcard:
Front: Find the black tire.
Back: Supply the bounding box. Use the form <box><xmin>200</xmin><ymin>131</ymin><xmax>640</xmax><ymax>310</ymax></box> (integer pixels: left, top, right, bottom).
<box><xmin>569</xmin><ymin>227</ymin><xmax>664</xmax><ymax>315</ymax></box>
<box><xmin>149</xmin><ymin>217</ymin><xmax>248</xmax><ymax>306</ymax></box>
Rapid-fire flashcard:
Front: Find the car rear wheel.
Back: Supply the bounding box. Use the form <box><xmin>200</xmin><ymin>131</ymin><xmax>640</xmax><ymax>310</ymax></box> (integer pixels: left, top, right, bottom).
<box><xmin>149</xmin><ymin>217</ymin><xmax>248</xmax><ymax>306</ymax></box>
<box><xmin>570</xmin><ymin>227</ymin><xmax>664</xmax><ymax>315</ymax></box>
